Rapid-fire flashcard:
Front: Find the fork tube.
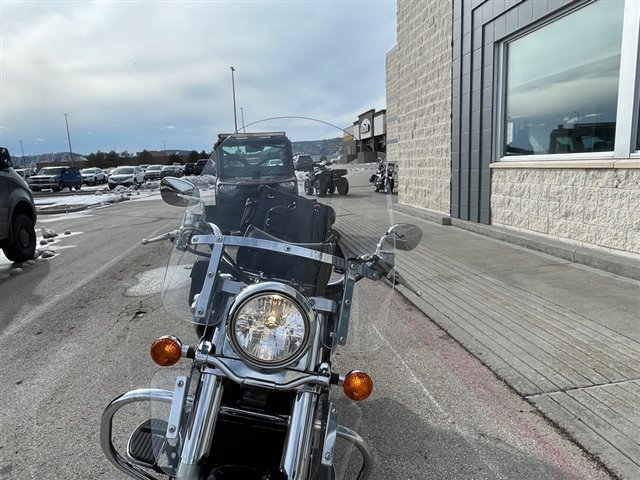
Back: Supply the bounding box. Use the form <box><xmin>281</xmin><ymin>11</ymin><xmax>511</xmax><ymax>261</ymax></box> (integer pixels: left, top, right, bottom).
<box><xmin>175</xmin><ymin>374</ymin><xmax>224</xmax><ymax>480</ymax></box>
<box><xmin>281</xmin><ymin>391</ymin><xmax>318</xmax><ymax>479</ymax></box>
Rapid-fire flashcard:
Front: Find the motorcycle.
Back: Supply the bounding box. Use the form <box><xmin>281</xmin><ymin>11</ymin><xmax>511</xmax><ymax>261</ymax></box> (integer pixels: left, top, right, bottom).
<box><xmin>301</xmin><ymin>160</ymin><xmax>349</xmax><ymax>197</ymax></box>
<box><xmin>100</xmin><ymin>118</ymin><xmax>422</xmax><ymax>480</ymax></box>
<box><xmin>369</xmin><ymin>161</ymin><xmax>397</xmax><ymax>194</ymax></box>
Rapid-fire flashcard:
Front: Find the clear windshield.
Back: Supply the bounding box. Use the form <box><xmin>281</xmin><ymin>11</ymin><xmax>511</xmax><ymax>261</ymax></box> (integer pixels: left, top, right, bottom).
<box><xmin>161</xmin><ymin>117</ymin><xmax>397</xmax><ymax>353</ymax></box>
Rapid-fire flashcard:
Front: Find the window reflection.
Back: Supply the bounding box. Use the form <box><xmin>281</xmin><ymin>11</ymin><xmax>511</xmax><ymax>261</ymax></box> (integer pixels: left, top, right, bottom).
<box><xmin>503</xmin><ymin>0</ymin><xmax>624</xmax><ymax>156</ymax></box>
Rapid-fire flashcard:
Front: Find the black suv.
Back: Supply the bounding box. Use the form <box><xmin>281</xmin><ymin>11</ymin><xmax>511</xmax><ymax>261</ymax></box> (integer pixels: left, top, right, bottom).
<box><xmin>0</xmin><ymin>147</ymin><xmax>37</xmax><ymax>262</ymax></box>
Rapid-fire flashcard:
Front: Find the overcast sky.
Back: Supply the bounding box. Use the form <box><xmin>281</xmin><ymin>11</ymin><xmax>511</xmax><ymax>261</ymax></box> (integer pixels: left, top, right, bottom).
<box><xmin>0</xmin><ymin>0</ymin><xmax>397</xmax><ymax>157</ymax></box>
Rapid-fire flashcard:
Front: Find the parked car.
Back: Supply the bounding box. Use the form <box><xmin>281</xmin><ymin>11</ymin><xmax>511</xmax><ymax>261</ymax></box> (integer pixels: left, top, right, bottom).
<box><xmin>0</xmin><ymin>147</ymin><xmax>37</xmax><ymax>262</ymax></box>
<box><xmin>184</xmin><ymin>162</ymin><xmax>196</xmax><ymax>175</ymax></box>
<box><xmin>138</xmin><ymin>164</ymin><xmax>150</xmax><ymax>171</ymax></box>
<box><xmin>14</xmin><ymin>168</ymin><xmax>35</xmax><ymax>180</ymax></box>
<box><xmin>194</xmin><ymin>159</ymin><xmax>209</xmax><ymax>175</ymax></box>
<box><xmin>107</xmin><ymin>166</ymin><xmax>145</xmax><ymax>189</ymax></box>
<box><xmin>160</xmin><ymin>165</ymin><xmax>184</xmax><ymax>179</ymax></box>
<box><xmin>144</xmin><ymin>164</ymin><xmax>163</xmax><ymax>181</ymax></box>
<box><xmin>81</xmin><ymin>167</ymin><xmax>106</xmax><ymax>185</ymax></box>
<box><xmin>28</xmin><ymin>165</ymin><xmax>82</xmax><ymax>192</ymax></box>
<box><xmin>293</xmin><ymin>154</ymin><xmax>314</xmax><ymax>170</ymax></box>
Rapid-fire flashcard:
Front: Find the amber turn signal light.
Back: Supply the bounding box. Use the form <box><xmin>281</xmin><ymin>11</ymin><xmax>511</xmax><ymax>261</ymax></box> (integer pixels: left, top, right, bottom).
<box><xmin>150</xmin><ymin>335</ymin><xmax>183</xmax><ymax>366</ymax></box>
<box><xmin>342</xmin><ymin>370</ymin><xmax>373</xmax><ymax>401</ymax></box>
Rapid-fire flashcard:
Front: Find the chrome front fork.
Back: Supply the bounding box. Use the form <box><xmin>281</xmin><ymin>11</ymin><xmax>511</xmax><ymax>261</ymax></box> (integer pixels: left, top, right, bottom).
<box><xmin>174</xmin><ymin>374</ymin><xmax>224</xmax><ymax>479</ymax></box>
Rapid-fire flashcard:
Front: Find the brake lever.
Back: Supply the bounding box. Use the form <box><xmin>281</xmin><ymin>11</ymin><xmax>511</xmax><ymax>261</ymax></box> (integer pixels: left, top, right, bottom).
<box><xmin>386</xmin><ymin>269</ymin><xmax>422</xmax><ymax>297</ymax></box>
<box><xmin>142</xmin><ymin>230</ymin><xmax>178</xmax><ymax>245</ymax></box>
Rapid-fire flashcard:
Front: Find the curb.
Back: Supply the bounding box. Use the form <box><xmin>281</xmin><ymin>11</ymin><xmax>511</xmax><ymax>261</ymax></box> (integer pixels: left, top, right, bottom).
<box><xmin>394</xmin><ymin>203</ymin><xmax>640</xmax><ymax>281</ymax></box>
<box><xmin>37</xmin><ymin>204</ymin><xmax>91</xmax><ymax>215</ymax></box>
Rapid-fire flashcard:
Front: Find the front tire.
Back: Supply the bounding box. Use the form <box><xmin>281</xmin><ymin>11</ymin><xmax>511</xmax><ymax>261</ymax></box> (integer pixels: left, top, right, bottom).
<box><xmin>3</xmin><ymin>214</ymin><xmax>36</xmax><ymax>262</ymax></box>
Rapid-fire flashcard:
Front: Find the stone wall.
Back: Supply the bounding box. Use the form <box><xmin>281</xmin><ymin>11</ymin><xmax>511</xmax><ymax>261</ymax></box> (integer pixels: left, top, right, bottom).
<box><xmin>491</xmin><ymin>165</ymin><xmax>640</xmax><ymax>255</ymax></box>
<box><xmin>387</xmin><ymin>0</ymin><xmax>452</xmax><ymax>215</ymax></box>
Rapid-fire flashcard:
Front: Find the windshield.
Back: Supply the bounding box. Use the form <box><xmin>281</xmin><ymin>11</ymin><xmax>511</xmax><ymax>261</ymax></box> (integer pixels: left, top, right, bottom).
<box><xmin>148</xmin><ymin>165</ymin><xmax>162</xmax><ymax>171</ymax></box>
<box><xmin>112</xmin><ymin>167</ymin><xmax>134</xmax><ymax>175</ymax></box>
<box><xmin>81</xmin><ymin>168</ymin><xmax>96</xmax><ymax>173</ymax></box>
<box><xmin>213</xmin><ymin>135</ymin><xmax>294</xmax><ymax>180</ymax></box>
<box><xmin>38</xmin><ymin>167</ymin><xmax>65</xmax><ymax>175</ymax></box>
<box><xmin>161</xmin><ymin>117</ymin><xmax>399</xmax><ymax>355</ymax></box>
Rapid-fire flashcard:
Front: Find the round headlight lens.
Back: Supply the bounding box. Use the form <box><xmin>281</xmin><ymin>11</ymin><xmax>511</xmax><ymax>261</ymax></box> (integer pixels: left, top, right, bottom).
<box><xmin>229</xmin><ymin>292</ymin><xmax>310</xmax><ymax>368</ymax></box>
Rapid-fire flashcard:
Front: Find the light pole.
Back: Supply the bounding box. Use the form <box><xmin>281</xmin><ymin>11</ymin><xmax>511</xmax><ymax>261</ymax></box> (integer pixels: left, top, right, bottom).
<box><xmin>240</xmin><ymin>107</ymin><xmax>245</xmax><ymax>133</ymax></box>
<box><xmin>63</xmin><ymin>113</ymin><xmax>75</xmax><ymax>166</ymax></box>
<box><xmin>19</xmin><ymin>140</ymin><xmax>25</xmax><ymax>167</ymax></box>
<box><xmin>230</xmin><ymin>67</ymin><xmax>238</xmax><ymax>133</ymax></box>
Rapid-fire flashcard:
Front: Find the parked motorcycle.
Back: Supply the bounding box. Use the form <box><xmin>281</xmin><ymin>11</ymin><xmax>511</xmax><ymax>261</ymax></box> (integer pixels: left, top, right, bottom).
<box><xmin>101</xmin><ymin>118</ymin><xmax>421</xmax><ymax>480</ymax></box>
<box><xmin>369</xmin><ymin>161</ymin><xmax>397</xmax><ymax>194</ymax></box>
<box><xmin>302</xmin><ymin>160</ymin><xmax>349</xmax><ymax>197</ymax></box>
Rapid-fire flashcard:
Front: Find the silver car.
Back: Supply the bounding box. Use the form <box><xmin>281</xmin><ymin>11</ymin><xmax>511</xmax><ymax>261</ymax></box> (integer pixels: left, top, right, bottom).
<box><xmin>107</xmin><ymin>166</ymin><xmax>145</xmax><ymax>189</ymax></box>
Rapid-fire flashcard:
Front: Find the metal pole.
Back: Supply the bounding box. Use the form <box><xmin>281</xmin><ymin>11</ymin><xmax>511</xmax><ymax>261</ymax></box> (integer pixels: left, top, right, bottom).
<box><xmin>240</xmin><ymin>107</ymin><xmax>245</xmax><ymax>133</ymax></box>
<box><xmin>230</xmin><ymin>67</ymin><xmax>238</xmax><ymax>133</ymax></box>
<box><xmin>19</xmin><ymin>140</ymin><xmax>25</xmax><ymax>167</ymax></box>
<box><xmin>63</xmin><ymin>113</ymin><xmax>74</xmax><ymax>166</ymax></box>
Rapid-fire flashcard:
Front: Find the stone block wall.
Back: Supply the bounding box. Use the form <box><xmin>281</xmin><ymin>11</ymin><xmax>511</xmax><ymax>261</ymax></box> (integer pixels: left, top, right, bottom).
<box><xmin>492</xmin><ymin>166</ymin><xmax>640</xmax><ymax>254</ymax></box>
<box><xmin>387</xmin><ymin>0</ymin><xmax>452</xmax><ymax>215</ymax></box>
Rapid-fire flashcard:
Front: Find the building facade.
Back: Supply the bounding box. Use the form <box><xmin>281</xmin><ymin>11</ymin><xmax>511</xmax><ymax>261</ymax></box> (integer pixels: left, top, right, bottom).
<box><xmin>387</xmin><ymin>0</ymin><xmax>639</xmax><ymax>256</ymax></box>
<box><xmin>344</xmin><ymin>109</ymin><xmax>387</xmax><ymax>163</ymax></box>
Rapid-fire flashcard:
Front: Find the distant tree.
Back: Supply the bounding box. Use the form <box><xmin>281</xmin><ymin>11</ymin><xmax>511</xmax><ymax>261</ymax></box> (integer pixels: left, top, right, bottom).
<box><xmin>105</xmin><ymin>150</ymin><xmax>119</xmax><ymax>168</ymax></box>
<box><xmin>138</xmin><ymin>150</ymin><xmax>154</xmax><ymax>165</ymax></box>
<box><xmin>200</xmin><ymin>150</ymin><xmax>209</xmax><ymax>159</ymax></box>
<box><xmin>86</xmin><ymin>150</ymin><xmax>107</xmax><ymax>168</ymax></box>
<box><xmin>168</xmin><ymin>153</ymin><xmax>181</xmax><ymax>165</ymax></box>
<box><xmin>188</xmin><ymin>150</ymin><xmax>200</xmax><ymax>163</ymax></box>
<box><xmin>119</xmin><ymin>150</ymin><xmax>132</xmax><ymax>160</ymax></box>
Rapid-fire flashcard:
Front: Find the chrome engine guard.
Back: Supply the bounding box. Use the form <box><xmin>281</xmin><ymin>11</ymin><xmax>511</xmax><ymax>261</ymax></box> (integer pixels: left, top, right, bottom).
<box><xmin>101</xmin><ymin>388</ymin><xmax>374</xmax><ymax>480</ymax></box>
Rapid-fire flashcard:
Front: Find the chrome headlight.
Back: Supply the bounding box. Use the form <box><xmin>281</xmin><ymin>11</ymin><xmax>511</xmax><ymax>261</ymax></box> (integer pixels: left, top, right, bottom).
<box><xmin>227</xmin><ymin>282</ymin><xmax>314</xmax><ymax>369</ymax></box>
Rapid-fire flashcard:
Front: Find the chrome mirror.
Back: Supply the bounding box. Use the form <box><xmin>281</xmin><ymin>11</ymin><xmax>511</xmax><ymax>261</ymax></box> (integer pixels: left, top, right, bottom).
<box><xmin>160</xmin><ymin>177</ymin><xmax>199</xmax><ymax>207</ymax></box>
<box><xmin>380</xmin><ymin>224</ymin><xmax>423</xmax><ymax>252</ymax></box>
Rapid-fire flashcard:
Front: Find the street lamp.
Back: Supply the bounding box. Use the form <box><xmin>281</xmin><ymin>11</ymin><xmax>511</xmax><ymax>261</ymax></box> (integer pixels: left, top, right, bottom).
<box><xmin>230</xmin><ymin>67</ymin><xmax>238</xmax><ymax>133</ymax></box>
<box><xmin>19</xmin><ymin>140</ymin><xmax>25</xmax><ymax>167</ymax></box>
<box><xmin>63</xmin><ymin>113</ymin><xmax>75</xmax><ymax>166</ymax></box>
<box><xmin>240</xmin><ymin>107</ymin><xmax>246</xmax><ymax>133</ymax></box>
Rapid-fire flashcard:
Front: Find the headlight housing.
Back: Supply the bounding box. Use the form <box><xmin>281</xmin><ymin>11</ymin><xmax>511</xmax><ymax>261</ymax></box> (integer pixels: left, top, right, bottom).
<box><xmin>227</xmin><ymin>282</ymin><xmax>315</xmax><ymax>369</ymax></box>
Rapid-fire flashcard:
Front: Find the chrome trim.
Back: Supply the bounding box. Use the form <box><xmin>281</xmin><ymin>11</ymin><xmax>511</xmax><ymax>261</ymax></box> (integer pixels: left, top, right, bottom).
<box><xmin>321</xmin><ymin>403</ymin><xmax>338</xmax><ymax>467</ymax></box>
<box><xmin>200</xmin><ymin>356</ymin><xmax>331</xmax><ymax>390</ymax></box>
<box><xmin>166</xmin><ymin>375</ymin><xmax>188</xmax><ymax>440</ymax></box>
<box><xmin>100</xmin><ymin>389</ymin><xmax>174</xmax><ymax>480</ymax></box>
<box><xmin>336</xmin><ymin>425</ymin><xmax>374</xmax><ymax>480</ymax></box>
<box><xmin>226</xmin><ymin>282</ymin><xmax>316</xmax><ymax>370</ymax></box>
<box><xmin>191</xmin><ymin>234</ymin><xmax>380</xmax><ymax>280</ymax></box>
<box><xmin>219</xmin><ymin>406</ymin><xmax>289</xmax><ymax>424</ymax></box>
<box><xmin>281</xmin><ymin>391</ymin><xmax>318</xmax><ymax>479</ymax></box>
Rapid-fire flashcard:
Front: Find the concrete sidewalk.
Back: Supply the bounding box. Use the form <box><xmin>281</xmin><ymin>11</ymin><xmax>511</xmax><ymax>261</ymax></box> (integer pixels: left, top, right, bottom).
<box><xmin>333</xmin><ymin>200</ymin><xmax>640</xmax><ymax>480</ymax></box>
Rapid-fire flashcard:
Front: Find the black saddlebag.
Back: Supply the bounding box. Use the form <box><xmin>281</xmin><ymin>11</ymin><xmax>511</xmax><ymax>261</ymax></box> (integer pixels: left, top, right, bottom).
<box><xmin>236</xmin><ymin>186</ymin><xmax>337</xmax><ymax>295</ymax></box>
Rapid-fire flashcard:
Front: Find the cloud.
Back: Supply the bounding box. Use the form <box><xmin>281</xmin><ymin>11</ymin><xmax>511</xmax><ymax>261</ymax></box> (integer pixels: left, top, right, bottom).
<box><xmin>0</xmin><ymin>1</ymin><xmax>396</xmax><ymax>155</ymax></box>
<box><xmin>163</xmin><ymin>126</ymin><xmax>176</xmax><ymax>130</ymax></box>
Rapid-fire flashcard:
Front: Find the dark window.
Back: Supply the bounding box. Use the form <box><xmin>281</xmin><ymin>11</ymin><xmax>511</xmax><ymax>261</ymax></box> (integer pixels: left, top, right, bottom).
<box><xmin>503</xmin><ymin>0</ymin><xmax>624</xmax><ymax>156</ymax></box>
